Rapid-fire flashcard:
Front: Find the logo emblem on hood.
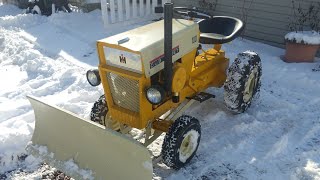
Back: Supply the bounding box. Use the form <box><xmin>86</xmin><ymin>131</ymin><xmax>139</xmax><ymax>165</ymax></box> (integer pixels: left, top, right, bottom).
<box><xmin>119</xmin><ymin>54</ymin><xmax>126</xmax><ymax>64</ymax></box>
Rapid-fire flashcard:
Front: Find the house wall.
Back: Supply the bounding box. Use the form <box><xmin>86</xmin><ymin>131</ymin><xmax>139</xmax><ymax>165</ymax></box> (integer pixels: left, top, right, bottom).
<box><xmin>173</xmin><ymin>0</ymin><xmax>320</xmax><ymax>49</ymax></box>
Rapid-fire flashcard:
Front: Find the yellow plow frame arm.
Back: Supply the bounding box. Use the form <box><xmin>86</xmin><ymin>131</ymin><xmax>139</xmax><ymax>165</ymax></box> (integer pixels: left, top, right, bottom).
<box><xmin>27</xmin><ymin>96</ymin><xmax>152</xmax><ymax>180</ymax></box>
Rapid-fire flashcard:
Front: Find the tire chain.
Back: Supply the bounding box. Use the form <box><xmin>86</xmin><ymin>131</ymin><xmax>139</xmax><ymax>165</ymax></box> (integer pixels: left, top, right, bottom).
<box><xmin>162</xmin><ymin>115</ymin><xmax>201</xmax><ymax>169</ymax></box>
<box><xmin>90</xmin><ymin>95</ymin><xmax>108</xmax><ymax>125</ymax></box>
<box><xmin>224</xmin><ymin>51</ymin><xmax>262</xmax><ymax>113</ymax></box>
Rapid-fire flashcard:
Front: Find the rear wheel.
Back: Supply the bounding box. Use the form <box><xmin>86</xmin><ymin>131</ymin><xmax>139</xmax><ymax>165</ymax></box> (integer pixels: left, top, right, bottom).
<box><xmin>161</xmin><ymin>115</ymin><xmax>201</xmax><ymax>169</ymax></box>
<box><xmin>31</xmin><ymin>5</ymin><xmax>41</xmax><ymax>15</ymax></box>
<box><xmin>224</xmin><ymin>51</ymin><xmax>262</xmax><ymax>113</ymax></box>
<box><xmin>90</xmin><ymin>95</ymin><xmax>119</xmax><ymax>130</ymax></box>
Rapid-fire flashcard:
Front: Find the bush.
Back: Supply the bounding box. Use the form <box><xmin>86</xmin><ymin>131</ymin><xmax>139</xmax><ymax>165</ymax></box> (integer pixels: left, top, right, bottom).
<box><xmin>288</xmin><ymin>0</ymin><xmax>320</xmax><ymax>32</ymax></box>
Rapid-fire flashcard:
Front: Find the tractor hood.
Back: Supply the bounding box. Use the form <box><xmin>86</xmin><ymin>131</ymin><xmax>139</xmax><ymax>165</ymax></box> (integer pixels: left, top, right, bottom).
<box><xmin>98</xmin><ymin>19</ymin><xmax>199</xmax><ymax>77</ymax></box>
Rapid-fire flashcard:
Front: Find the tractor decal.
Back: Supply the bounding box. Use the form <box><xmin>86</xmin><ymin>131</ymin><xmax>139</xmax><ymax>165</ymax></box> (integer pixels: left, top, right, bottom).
<box><xmin>119</xmin><ymin>54</ymin><xmax>127</xmax><ymax>64</ymax></box>
<box><xmin>149</xmin><ymin>46</ymin><xmax>180</xmax><ymax>69</ymax></box>
<box><xmin>103</xmin><ymin>47</ymin><xmax>142</xmax><ymax>73</ymax></box>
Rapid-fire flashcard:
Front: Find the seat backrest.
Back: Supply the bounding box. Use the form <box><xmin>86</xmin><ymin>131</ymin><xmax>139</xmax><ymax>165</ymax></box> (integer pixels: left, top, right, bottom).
<box><xmin>198</xmin><ymin>16</ymin><xmax>244</xmax><ymax>44</ymax></box>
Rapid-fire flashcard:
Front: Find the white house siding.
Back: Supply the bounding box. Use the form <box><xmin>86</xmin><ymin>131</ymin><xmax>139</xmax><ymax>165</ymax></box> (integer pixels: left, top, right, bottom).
<box><xmin>173</xmin><ymin>0</ymin><xmax>320</xmax><ymax>49</ymax></box>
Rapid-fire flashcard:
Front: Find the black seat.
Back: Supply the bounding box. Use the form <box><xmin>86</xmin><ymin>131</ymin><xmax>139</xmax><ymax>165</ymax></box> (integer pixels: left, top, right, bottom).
<box><xmin>198</xmin><ymin>16</ymin><xmax>244</xmax><ymax>44</ymax></box>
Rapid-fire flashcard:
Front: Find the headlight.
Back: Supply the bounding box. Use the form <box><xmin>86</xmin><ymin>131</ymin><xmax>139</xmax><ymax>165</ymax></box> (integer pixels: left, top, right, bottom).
<box><xmin>146</xmin><ymin>85</ymin><xmax>165</xmax><ymax>105</ymax></box>
<box><xmin>86</xmin><ymin>69</ymin><xmax>101</xmax><ymax>86</ymax></box>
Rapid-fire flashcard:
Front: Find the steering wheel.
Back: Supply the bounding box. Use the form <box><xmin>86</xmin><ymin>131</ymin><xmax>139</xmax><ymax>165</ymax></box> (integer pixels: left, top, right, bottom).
<box><xmin>173</xmin><ymin>7</ymin><xmax>213</xmax><ymax>19</ymax></box>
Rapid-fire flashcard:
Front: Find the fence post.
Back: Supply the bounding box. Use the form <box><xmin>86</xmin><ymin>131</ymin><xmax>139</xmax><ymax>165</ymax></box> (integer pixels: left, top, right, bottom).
<box><xmin>110</xmin><ymin>0</ymin><xmax>116</xmax><ymax>23</ymax></box>
<box><xmin>118</xmin><ymin>0</ymin><xmax>124</xmax><ymax>21</ymax></box>
<box><xmin>151</xmin><ymin>0</ymin><xmax>157</xmax><ymax>14</ymax></box>
<box><xmin>139</xmin><ymin>0</ymin><xmax>144</xmax><ymax>17</ymax></box>
<box><xmin>146</xmin><ymin>0</ymin><xmax>151</xmax><ymax>14</ymax></box>
<box><xmin>132</xmin><ymin>0</ymin><xmax>138</xmax><ymax>18</ymax></box>
<box><xmin>101</xmin><ymin>0</ymin><xmax>109</xmax><ymax>28</ymax></box>
<box><xmin>125</xmin><ymin>0</ymin><xmax>130</xmax><ymax>20</ymax></box>
<box><xmin>52</xmin><ymin>3</ymin><xmax>56</xmax><ymax>14</ymax></box>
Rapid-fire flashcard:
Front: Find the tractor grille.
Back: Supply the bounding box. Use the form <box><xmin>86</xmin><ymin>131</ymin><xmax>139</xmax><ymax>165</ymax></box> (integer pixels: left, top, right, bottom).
<box><xmin>106</xmin><ymin>72</ymin><xmax>140</xmax><ymax>112</ymax></box>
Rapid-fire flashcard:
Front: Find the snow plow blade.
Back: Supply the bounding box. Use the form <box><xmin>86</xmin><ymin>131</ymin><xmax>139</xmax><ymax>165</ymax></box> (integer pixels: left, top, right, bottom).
<box><xmin>26</xmin><ymin>96</ymin><xmax>152</xmax><ymax>180</ymax></box>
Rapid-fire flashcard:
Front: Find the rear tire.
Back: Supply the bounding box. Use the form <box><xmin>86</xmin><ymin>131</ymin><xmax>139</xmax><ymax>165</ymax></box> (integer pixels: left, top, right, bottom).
<box><xmin>161</xmin><ymin>115</ymin><xmax>201</xmax><ymax>169</ymax></box>
<box><xmin>90</xmin><ymin>95</ymin><xmax>119</xmax><ymax>130</ymax></box>
<box><xmin>31</xmin><ymin>5</ymin><xmax>41</xmax><ymax>15</ymax></box>
<box><xmin>224</xmin><ymin>51</ymin><xmax>262</xmax><ymax>113</ymax></box>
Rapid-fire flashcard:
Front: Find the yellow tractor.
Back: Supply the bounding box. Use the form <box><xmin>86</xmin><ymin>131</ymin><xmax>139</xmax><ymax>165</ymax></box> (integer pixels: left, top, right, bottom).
<box><xmin>27</xmin><ymin>3</ymin><xmax>262</xmax><ymax>180</ymax></box>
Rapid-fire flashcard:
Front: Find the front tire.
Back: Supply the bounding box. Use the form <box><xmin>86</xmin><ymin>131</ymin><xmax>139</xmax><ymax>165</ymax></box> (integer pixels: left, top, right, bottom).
<box><xmin>224</xmin><ymin>51</ymin><xmax>262</xmax><ymax>113</ymax></box>
<box><xmin>90</xmin><ymin>95</ymin><xmax>119</xmax><ymax>130</ymax></box>
<box><xmin>161</xmin><ymin>115</ymin><xmax>201</xmax><ymax>169</ymax></box>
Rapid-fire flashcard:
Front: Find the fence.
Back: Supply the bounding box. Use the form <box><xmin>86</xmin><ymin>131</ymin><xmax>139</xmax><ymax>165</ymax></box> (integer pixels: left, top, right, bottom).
<box><xmin>101</xmin><ymin>0</ymin><xmax>164</xmax><ymax>28</ymax></box>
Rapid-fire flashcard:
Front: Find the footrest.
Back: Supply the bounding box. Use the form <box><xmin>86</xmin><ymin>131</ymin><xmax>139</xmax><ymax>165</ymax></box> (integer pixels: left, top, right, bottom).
<box><xmin>186</xmin><ymin>92</ymin><xmax>215</xmax><ymax>103</ymax></box>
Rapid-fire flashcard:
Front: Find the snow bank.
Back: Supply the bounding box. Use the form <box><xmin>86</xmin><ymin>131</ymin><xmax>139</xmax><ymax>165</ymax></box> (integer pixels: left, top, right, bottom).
<box><xmin>0</xmin><ymin>6</ymin><xmax>100</xmax><ymax>174</ymax></box>
<box><xmin>0</xmin><ymin>4</ymin><xmax>22</xmax><ymax>17</ymax></box>
<box><xmin>285</xmin><ymin>31</ymin><xmax>320</xmax><ymax>45</ymax></box>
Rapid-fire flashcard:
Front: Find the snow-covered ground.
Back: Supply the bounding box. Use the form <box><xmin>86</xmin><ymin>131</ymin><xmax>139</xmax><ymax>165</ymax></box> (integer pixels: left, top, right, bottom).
<box><xmin>1</xmin><ymin>3</ymin><xmax>320</xmax><ymax>180</ymax></box>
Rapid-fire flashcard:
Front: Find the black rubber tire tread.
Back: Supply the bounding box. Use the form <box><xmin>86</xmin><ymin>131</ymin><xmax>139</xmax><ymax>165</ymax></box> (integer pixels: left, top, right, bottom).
<box><xmin>90</xmin><ymin>95</ymin><xmax>108</xmax><ymax>125</ymax></box>
<box><xmin>224</xmin><ymin>51</ymin><xmax>262</xmax><ymax>113</ymax></box>
<box><xmin>161</xmin><ymin>115</ymin><xmax>201</xmax><ymax>169</ymax></box>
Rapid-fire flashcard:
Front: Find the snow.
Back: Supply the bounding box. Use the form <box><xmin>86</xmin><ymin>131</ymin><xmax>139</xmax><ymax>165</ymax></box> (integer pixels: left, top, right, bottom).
<box><xmin>285</xmin><ymin>31</ymin><xmax>320</xmax><ymax>45</ymax></box>
<box><xmin>62</xmin><ymin>160</ymin><xmax>93</xmax><ymax>180</ymax></box>
<box><xmin>26</xmin><ymin>144</ymin><xmax>94</xmax><ymax>179</ymax></box>
<box><xmin>303</xmin><ymin>160</ymin><xmax>320</xmax><ymax>179</ymax></box>
<box><xmin>0</xmin><ymin>3</ymin><xmax>320</xmax><ymax>180</ymax></box>
<box><xmin>143</xmin><ymin>161</ymin><xmax>153</xmax><ymax>171</ymax></box>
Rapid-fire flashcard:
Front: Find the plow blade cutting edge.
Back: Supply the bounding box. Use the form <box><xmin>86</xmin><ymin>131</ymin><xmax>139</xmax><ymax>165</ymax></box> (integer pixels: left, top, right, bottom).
<box><xmin>26</xmin><ymin>96</ymin><xmax>153</xmax><ymax>180</ymax></box>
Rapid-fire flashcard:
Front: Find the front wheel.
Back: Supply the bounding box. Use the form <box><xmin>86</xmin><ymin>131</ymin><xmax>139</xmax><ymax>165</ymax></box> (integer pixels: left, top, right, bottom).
<box><xmin>161</xmin><ymin>115</ymin><xmax>201</xmax><ymax>169</ymax></box>
<box><xmin>90</xmin><ymin>95</ymin><xmax>119</xmax><ymax>130</ymax></box>
<box><xmin>224</xmin><ymin>51</ymin><xmax>262</xmax><ymax>113</ymax></box>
